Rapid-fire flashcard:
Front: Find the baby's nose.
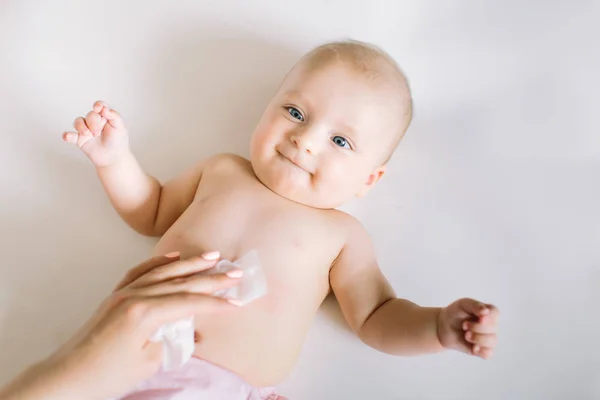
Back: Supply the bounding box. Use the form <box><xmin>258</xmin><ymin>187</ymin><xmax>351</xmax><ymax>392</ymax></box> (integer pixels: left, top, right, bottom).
<box><xmin>291</xmin><ymin>129</ymin><xmax>320</xmax><ymax>154</ymax></box>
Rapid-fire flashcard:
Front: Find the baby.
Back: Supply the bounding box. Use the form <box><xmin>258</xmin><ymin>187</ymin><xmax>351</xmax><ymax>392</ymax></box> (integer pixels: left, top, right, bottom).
<box><xmin>63</xmin><ymin>40</ymin><xmax>499</xmax><ymax>398</ymax></box>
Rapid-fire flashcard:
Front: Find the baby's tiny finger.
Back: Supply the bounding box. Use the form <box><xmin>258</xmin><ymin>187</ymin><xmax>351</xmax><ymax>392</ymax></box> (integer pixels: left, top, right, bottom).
<box><xmin>463</xmin><ymin>321</ymin><xmax>496</xmax><ymax>334</ymax></box>
<box><xmin>457</xmin><ymin>298</ymin><xmax>488</xmax><ymax>317</ymax></box>
<box><xmin>485</xmin><ymin>304</ymin><xmax>500</xmax><ymax>320</ymax></box>
<box><xmin>93</xmin><ymin>100</ymin><xmax>110</xmax><ymax>113</ymax></box>
<box><xmin>73</xmin><ymin>117</ymin><xmax>92</xmax><ymax>136</ymax></box>
<box><xmin>85</xmin><ymin>111</ymin><xmax>105</xmax><ymax>136</ymax></box>
<box><xmin>474</xmin><ymin>346</ymin><xmax>493</xmax><ymax>359</ymax></box>
<box><xmin>100</xmin><ymin>107</ymin><xmax>125</xmax><ymax>130</ymax></box>
<box><xmin>465</xmin><ymin>331</ymin><xmax>497</xmax><ymax>348</ymax></box>
<box><xmin>62</xmin><ymin>131</ymin><xmax>79</xmax><ymax>144</ymax></box>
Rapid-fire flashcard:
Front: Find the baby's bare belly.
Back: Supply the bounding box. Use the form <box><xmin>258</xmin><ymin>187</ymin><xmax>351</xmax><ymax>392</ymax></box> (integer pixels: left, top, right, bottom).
<box><xmin>192</xmin><ymin>290</ymin><xmax>318</xmax><ymax>387</ymax></box>
<box><xmin>153</xmin><ymin>231</ymin><xmax>331</xmax><ymax>387</ymax></box>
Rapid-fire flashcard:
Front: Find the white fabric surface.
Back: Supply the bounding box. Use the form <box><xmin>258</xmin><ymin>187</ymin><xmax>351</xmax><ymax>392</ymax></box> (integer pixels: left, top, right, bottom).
<box><xmin>0</xmin><ymin>1</ymin><xmax>598</xmax><ymax>399</ymax></box>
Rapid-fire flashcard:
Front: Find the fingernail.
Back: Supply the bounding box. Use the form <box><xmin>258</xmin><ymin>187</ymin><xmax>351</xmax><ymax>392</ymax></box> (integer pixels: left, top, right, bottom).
<box><xmin>480</xmin><ymin>306</ymin><xmax>490</xmax><ymax>315</ymax></box>
<box><xmin>228</xmin><ymin>299</ymin><xmax>243</xmax><ymax>306</ymax></box>
<box><xmin>165</xmin><ymin>251</ymin><xmax>180</xmax><ymax>258</ymax></box>
<box><xmin>473</xmin><ymin>345</ymin><xmax>480</xmax><ymax>353</ymax></box>
<box><xmin>226</xmin><ymin>269</ymin><xmax>243</xmax><ymax>278</ymax></box>
<box><xmin>202</xmin><ymin>251</ymin><xmax>220</xmax><ymax>260</ymax></box>
<box><xmin>462</xmin><ymin>322</ymin><xmax>469</xmax><ymax>330</ymax></box>
<box><xmin>465</xmin><ymin>331</ymin><xmax>472</xmax><ymax>340</ymax></box>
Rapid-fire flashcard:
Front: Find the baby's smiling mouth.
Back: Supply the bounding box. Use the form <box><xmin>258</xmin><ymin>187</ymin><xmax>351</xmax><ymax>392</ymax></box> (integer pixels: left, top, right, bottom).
<box><xmin>277</xmin><ymin>150</ymin><xmax>312</xmax><ymax>174</ymax></box>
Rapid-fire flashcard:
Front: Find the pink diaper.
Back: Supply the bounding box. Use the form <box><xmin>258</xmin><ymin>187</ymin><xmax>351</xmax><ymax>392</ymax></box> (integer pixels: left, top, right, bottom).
<box><xmin>112</xmin><ymin>357</ymin><xmax>285</xmax><ymax>400</ymax></box>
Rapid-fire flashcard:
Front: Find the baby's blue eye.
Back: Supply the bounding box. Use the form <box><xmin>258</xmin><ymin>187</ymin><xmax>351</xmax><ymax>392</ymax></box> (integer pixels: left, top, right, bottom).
<box><xmin>332</xmin><ymin>136</ymin><xmax>351</xmax><ymax>149</ymax></box>
<box><xmin>287</xmin><ymin>107</ymin><xmax>304</xmax><ymax>121</ymax></box>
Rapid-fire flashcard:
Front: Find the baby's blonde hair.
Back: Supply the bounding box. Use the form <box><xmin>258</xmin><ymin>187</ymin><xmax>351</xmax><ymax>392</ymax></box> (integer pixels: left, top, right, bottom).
<box><xmin>298</xmin><ymin>39</ymin><xmax>413</xmax><ymax>163</ymax></box>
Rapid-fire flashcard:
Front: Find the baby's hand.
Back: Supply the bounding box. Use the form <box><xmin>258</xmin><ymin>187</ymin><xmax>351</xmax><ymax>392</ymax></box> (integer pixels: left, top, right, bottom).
<box><xmin>437</xmin><ymin>298</ymin><xmax>499</xmax><ymax>359</ymax></box>
<box><xmin>62</xmin><ymin>101</ymin><xmax>130</xmax><ymax>167</ymax></box>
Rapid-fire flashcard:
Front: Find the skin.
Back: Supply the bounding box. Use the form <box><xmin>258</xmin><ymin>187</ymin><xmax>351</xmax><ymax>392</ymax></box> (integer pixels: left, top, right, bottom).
<box><xmin>0</xmin><ymin>253</ymin><xmax>244</xmax><ymax>400</ymax></box>
<box><xmin>61</xmin><ymin>60</ymin><xmax>499</xmax><ymax>387</ymax></box>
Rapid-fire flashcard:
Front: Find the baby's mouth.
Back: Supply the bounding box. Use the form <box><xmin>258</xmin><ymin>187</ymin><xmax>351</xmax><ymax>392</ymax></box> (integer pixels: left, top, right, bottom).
<box><xmin>277</xmin><ymin>150</ymin><xmax>312</xmax><ymax>174</ymax></box>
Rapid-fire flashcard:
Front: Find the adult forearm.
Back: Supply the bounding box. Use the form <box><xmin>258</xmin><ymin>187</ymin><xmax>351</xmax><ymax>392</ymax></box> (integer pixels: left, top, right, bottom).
<box><xmin>359</xmin><ymin>298</ymin><xmax>444</xmax><ymax>356</ymax></box>
<box><xmin>97</xmin><ymin>151</ymin><xmax>162</xmax><ymax>236</ymax></box>
<box><xmin>0</xmin><ymin>358</ymin><xmax>84</xmax><ymax>400</ymax></box>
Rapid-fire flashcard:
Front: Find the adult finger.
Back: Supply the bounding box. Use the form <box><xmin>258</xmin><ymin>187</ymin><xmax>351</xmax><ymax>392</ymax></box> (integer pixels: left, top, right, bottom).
<box><xmin>113</xmin><ymin>253</ymin><xmax>181</xmax><ymax>291</ymax></box>
<box><xmin>127</xmin><ymin>251</ymin><xmax>221</xmax><ymax>289</ymax></box>
<box><xmin>128</xmin><ymin>292</ymin><xmax>239</xmax><ymax>337</ymax></box>
<box><xmin>128</xmin><ymin>271</ymin><xmax>241</xmax><ymax>297</ymax></box>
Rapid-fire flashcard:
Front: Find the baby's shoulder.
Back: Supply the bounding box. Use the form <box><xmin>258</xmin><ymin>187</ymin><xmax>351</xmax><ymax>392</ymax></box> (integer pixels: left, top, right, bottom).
<box><xmin>202</xmin><ymin>153</ymin><xmax>253</xmax><ymax>176</ymax></box>
<box><xmin>325</xmin><ymin>209</ymin><xmax>372</xmax><ymax>244</ymax></box>
<box><xmin>204</xmin><ymin>152</ymin><xmax>249</xmax><ymax>169</ymax></box>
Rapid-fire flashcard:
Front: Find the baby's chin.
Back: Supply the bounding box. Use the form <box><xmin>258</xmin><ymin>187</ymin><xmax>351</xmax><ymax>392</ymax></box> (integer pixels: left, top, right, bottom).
<box><xmin>260</xmin><ymin>176</ymin><xmax>347</xmax><ymax>210</ymax></box>
<box><xmin>250</xmin><ymin>158</ymin><xmax>351</xmax><ymax>209</ymax></box>
<box><xmin>257</xmin><ymin>171</ymin><xmax>312</xmax><ymax>205</ymax></box>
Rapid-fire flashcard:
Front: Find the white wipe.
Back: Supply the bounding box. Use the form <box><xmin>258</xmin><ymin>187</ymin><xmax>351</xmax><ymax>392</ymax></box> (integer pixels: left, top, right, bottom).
<box><xmin>149</xmin><ymin>250</ymin><xmax>267</xmax><ymax>371</ymax></box>
<box><xmin>149</xmin><ymin>317</ymin><xmax>195</xmax><ymax>371</ymax></box>
<box><xmin>209</xmin><ymin>250</ymin><xmax>268</xmax><ymax>306</ymax></box>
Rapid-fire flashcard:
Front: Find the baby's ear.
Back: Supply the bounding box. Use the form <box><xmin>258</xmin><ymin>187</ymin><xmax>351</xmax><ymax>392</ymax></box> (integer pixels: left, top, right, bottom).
<box><xmin>356</xmin><ymin>165</ymin><xmax>386</xmax><ymax>197</ymax></box>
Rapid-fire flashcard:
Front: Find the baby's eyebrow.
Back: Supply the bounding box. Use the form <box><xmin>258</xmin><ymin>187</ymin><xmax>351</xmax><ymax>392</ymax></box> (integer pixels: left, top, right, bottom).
<box><xmin>282</xmin><ymin>90</ymin><xmax>309</xmax><ymax>104</ymax></box>
<box><xmin>338</xmin><ymin>122</ymin><xmax>356</xmax><ymax>136</ymax></box>
<box><xmin>334</xmin><ymin>120</ymin><xmax>361</xmax><ymax>143</ymax></box>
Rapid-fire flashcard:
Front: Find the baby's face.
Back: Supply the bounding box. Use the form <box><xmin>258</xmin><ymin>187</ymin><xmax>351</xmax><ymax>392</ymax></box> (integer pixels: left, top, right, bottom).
<box><xmin>250</xmin><ymin>61</ymin><xmax>402</xmax><ymax>209</ymax></box>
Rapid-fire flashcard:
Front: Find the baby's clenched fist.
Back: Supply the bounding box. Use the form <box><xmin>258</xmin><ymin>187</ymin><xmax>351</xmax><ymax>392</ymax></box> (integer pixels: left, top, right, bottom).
<box><xmin>62</xmin><ymin>101</ymin><xmax>130</xmax><ymax>167</ymax></box>
<box><xmin>437</xmin><ymin>298</ymin><xmax>499</xmax><ymax>359</ymax></box>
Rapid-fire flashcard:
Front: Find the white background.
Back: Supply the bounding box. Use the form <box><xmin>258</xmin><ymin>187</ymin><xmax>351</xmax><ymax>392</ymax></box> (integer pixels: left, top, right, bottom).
<box><xmin>1</xmin><ymin>1</ymin><xmax>599</xmax><ymax>399</ymax></box>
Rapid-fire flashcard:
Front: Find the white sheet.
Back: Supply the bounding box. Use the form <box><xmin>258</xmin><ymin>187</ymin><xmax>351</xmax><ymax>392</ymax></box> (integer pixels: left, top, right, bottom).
<box><xmin>0</xmin><ymin>1</ymin><xmax>598</xmax><ymax>398</ymax></box>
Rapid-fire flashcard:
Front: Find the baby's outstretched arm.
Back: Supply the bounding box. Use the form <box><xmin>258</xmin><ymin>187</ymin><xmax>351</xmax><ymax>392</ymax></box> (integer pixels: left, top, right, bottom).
<box><xmin>330</xmin><ymin>217</ymin><xmax>499</xmax><ymax>359</ymax></box>
<box><xmin>63</xmin><ymin>101</ymin><xmax>208</xmax><ymax>236</ymax></box>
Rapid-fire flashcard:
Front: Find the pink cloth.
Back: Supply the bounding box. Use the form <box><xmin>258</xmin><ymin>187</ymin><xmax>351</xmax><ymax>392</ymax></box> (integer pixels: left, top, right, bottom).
<box><xmin>111</xmin><ymin>357</ymin><xmax>285</xmax><ymax>400</ymax></box>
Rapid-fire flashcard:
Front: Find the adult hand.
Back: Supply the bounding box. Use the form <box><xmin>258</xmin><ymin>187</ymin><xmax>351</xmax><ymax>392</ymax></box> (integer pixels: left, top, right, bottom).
<box><xmin>0</xmin><ymin>251</ymin><xmax>241</xmax><ymax>400</ymax></box>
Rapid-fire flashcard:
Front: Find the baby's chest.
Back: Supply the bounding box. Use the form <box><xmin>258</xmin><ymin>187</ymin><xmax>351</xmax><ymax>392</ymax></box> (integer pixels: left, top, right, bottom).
<box><xmin>161</xmin><ymin>186</ymin><xmax>341</xmax><ymax>273</ymax></box>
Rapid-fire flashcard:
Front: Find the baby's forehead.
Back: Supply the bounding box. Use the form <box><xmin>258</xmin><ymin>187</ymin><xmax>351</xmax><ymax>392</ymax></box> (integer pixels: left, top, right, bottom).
<box><xmin>286</xmin><ymin>62</ymin><xmax>402</xmax><ymax>102</ymax></box>
<box><xmin>282</xmin><ymin>64</ymin><xmax>408</xmax><ymax>130</ymax></box>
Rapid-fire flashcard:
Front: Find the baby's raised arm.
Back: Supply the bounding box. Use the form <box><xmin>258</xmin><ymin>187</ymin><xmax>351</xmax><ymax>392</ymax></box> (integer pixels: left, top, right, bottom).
<box><xmin>97</xmin><ymin>153</ymin><xmax>208</xmax><ymax>236</ymax></box>
<box><xmin>330</xmin><ymin>217</ymin><xmax>499</xmax><ymax>358</ymax></box>
<box><xmin>63</xmin><ymin>101</ymin><xmax>209</xmax><ymax>237</ymax></box>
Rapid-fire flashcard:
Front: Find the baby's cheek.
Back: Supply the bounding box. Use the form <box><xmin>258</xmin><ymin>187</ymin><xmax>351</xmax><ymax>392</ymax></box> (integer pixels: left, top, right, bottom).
<box><xmin>249</xmin><ymin>134</ymin><xmax>266</xmax><ymax>155</ymax></box>
<box><xmin>323</xmin><ymin>161</ymin><xmax>365</xmax><ymax>194</ymax></box>
<box><xmin>319</xmin><ymin>160</ymin><xmax>346</xmax><ymax>184</ymax></box>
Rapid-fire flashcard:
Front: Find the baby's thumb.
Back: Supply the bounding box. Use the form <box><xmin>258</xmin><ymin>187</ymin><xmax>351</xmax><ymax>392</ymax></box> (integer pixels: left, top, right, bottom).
<box><xmin>457</xmin><ymin>298</ymin><xmax>489</xmax><ymax>317</ymax></box>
